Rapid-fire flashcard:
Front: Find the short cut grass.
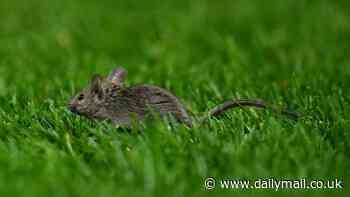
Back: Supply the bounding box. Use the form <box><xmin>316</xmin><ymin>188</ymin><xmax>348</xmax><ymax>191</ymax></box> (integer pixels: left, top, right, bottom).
<box><xmin>0</xmin><ymin>0</ymin><xmax>349</xmax><ymax>196</ymax></box>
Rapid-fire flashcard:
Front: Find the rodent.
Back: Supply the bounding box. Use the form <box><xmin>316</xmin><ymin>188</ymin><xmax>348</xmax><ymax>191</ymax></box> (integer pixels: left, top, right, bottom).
<box><xmin>67</xmin><ymin>67</ymin><xmax>300</xmax><ymax>128</ymax></box>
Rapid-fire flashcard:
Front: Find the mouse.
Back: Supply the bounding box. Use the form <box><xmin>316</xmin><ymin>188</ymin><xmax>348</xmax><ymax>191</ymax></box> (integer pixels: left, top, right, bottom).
<box><xmin>67</xmin><ymin>67</ymin><xmax>300</xmax><ymax>128</ymax></box>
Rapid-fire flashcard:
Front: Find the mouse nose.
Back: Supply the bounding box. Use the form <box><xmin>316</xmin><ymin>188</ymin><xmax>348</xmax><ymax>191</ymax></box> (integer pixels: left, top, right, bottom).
<box><xmin>68</xmin><ymin>102</ymin><xmax>78</xmax><ymax>114</ymax></box>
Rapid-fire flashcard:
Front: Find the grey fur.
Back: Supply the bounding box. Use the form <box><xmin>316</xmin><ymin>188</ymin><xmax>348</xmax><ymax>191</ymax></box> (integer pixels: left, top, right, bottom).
<box><xmin>68</xmin><ymin>67</ymin><xmax>299</xmax><ymax>128</ymax></box>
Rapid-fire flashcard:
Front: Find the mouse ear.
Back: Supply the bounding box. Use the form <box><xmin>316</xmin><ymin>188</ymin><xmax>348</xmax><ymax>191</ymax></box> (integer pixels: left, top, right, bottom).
<box><xmin>108</xmin><ymin>67</ymin><xmax>127</xmax><ymax>85</ymax></box>
<box><xmin>90</xmin><ymin>74</ymin><xmax>103</xmax><ymax>96</ymax></box>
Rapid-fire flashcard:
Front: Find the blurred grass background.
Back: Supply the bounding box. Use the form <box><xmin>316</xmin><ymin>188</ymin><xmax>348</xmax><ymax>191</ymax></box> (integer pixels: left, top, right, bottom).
<box><xmin>0</xmin><ymin>0</ymin><xmax>349</xmax><ymax>196</ymax></box>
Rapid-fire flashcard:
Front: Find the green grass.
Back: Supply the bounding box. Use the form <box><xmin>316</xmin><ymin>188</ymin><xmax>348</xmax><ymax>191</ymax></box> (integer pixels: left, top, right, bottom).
<box><xmin>0</xmin><ymin>0</ymin><xmax>349</xmax><ymax>196</ymax></box>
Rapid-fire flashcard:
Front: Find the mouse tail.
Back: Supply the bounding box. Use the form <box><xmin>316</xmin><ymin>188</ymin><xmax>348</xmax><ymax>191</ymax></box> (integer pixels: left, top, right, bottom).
<box><xmin>198</xmin><ymin>99</ymin><xmax>300</xmax><ymax>124</ymax></box>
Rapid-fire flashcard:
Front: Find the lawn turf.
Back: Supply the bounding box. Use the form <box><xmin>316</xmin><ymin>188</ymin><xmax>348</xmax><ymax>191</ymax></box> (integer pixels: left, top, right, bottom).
<box><xmin>0</xmin><ymin>0</ymin><xmax>349</xmax><ymax>196</ymax></box>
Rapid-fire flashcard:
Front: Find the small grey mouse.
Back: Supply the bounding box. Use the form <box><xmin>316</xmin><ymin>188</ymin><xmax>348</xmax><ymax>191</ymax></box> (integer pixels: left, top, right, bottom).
<box><xmin>68</xmin><ymin>67</ymin><xmax>299</xmax><ymax>128</ymax></box>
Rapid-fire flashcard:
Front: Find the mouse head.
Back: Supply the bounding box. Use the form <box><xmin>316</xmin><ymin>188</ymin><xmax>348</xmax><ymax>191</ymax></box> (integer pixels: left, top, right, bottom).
<box><xmin>68</xmin><ymin>67</ymin><xmax>127</xmax><ymax>119</ymax></box>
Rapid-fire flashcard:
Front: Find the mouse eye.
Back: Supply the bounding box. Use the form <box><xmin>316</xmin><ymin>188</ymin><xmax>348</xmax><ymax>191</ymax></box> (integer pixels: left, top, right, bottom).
<box><xmin>77</xmin><ymin>94</ymin><xmax>84</xmax><ymax>101</ymax></box>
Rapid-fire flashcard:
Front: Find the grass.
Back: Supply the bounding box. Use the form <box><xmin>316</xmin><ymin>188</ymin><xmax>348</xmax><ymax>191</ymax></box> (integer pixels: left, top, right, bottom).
<box><xmin>0</xmin><ymin>0</ymin><xmax>349</xmax><ymax>196</ymax></box>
